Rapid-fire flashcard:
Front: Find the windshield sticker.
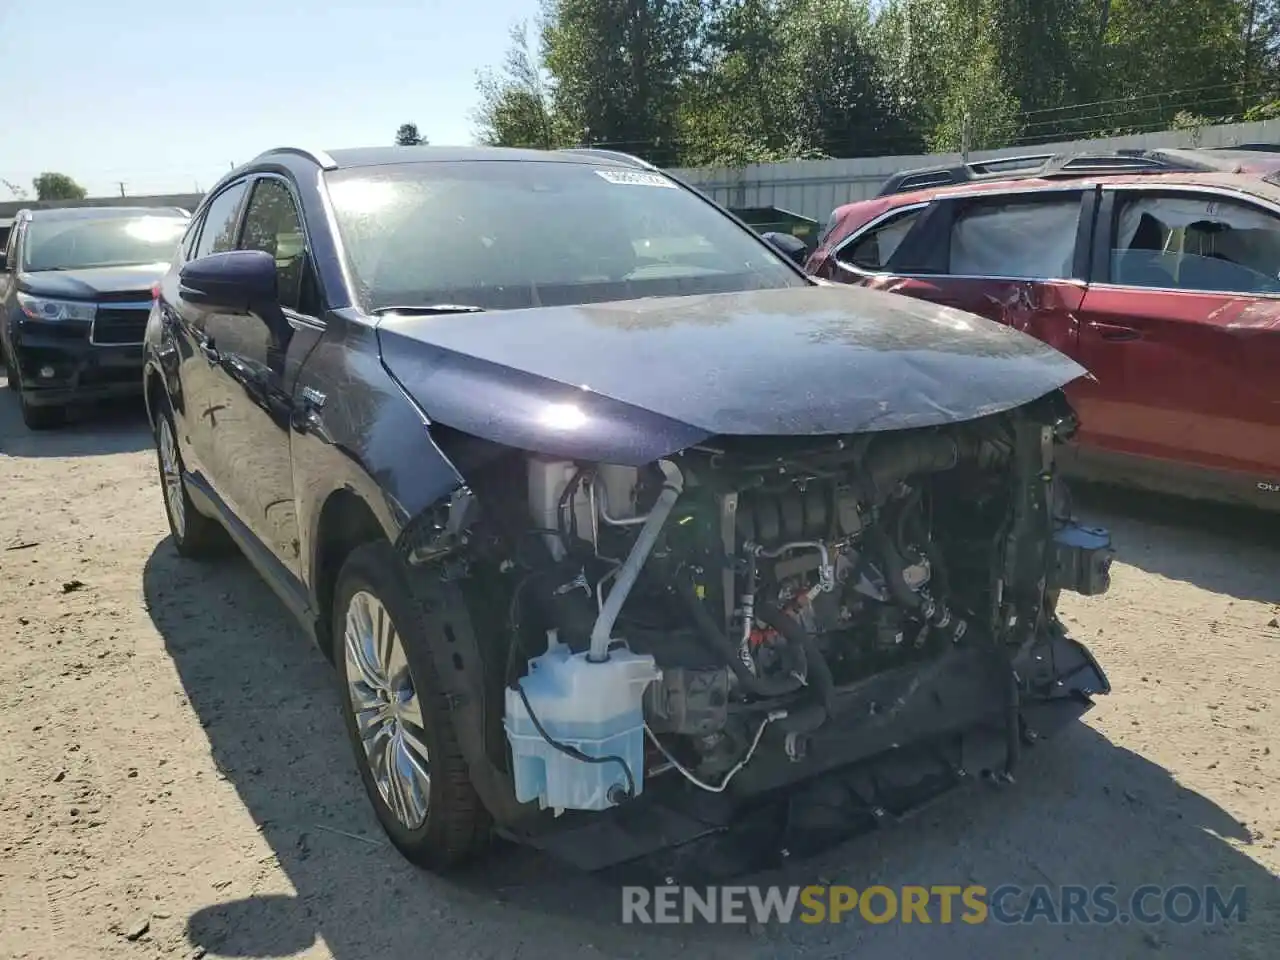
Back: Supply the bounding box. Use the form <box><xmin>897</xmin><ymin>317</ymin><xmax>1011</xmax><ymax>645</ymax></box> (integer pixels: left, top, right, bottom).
<box><xmin>595</xmin><ymin>169</ymin><xmax>676</xmax><ymax>188</ymax></box>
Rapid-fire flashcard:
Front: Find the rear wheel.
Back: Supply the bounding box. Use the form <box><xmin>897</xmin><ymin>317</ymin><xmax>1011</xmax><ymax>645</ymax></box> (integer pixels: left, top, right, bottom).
<box><xmin>154</xmin><ymin>405</ymin><xmax>228</xmax><ymax>558</ymax></box>
<box><xmin>334</xmin><ymin>541</ymin><xmax>489</xmax><ymax>869</ymax></box>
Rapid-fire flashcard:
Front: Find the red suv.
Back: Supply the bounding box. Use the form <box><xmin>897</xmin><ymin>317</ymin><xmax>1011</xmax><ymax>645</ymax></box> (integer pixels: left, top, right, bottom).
<box><xmin>808</xmin><ymin>147</ymin><xmax>1280</xmax><ymax>511</ymax></box>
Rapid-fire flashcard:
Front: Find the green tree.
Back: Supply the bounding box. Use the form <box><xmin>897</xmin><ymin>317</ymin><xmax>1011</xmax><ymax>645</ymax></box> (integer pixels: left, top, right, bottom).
<box><xmin>395</xmin><ymin>123</ymin><xmax>426</xmax><ymax>146</ymax></box>
<box><xmin>473</xmin><ymin>22</ymin><xmax>566</xmax><ymax>148</ymax></box>
<box><xmin>541</xmin><ymin>0</ymin><xmax>704</xmax><ymax>164</ymax></box>
<box><xmin>33</xmin><ymin>172</ymin><xmax>87</xmax><ymax>201</ymax></box>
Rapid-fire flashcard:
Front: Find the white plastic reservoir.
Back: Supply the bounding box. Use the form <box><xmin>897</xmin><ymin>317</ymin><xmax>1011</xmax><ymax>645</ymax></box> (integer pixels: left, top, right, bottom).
<box><xmin>505</xmin><ymin>632</ymin><xmax>660</xmax><ymax>811</ymax></box>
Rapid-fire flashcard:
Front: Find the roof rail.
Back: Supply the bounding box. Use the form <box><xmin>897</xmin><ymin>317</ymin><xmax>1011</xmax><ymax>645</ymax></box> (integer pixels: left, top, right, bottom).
<box><xmin>560</xmin><ymin>147</ymin><xmax>655</xmax><ymax>170</ymax></box>
<box><xmin>251</xmin><ymin>146</ymin><xmax>338</xmax><ymax>170</ymax></box>
<box><xmin>1212</xmin><ymin>142</ymin><xmax>1280</xmax><ymax>152</ymax></box>
<box><xmin>876</xmin><ymin>148</ymin><xmax>1218</xmax><ymax>197</ymax></box>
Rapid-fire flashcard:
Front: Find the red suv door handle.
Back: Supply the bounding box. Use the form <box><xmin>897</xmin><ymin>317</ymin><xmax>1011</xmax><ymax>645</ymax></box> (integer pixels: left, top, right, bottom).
<box><xmin>1090</xmin><ymin>321</ymin><xmax>1142</xmax><ymax>342</ymax></box>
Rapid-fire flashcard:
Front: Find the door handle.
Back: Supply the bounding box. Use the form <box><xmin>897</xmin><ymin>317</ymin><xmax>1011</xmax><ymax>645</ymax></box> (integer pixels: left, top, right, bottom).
<box><xmin>1090</xmin><ymin>321</ymin><xmax>1142</xmax><ymax>342</ymax></box>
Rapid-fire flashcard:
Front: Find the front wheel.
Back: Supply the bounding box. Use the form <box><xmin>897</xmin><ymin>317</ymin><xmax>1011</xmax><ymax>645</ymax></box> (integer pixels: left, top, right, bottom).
<box><xmin>5</xmin><ymin>352</ymin><xmax>64</xmax><ymax>430</ymax></box>
<box><xmin>334</xmin><ymin>541</ymin><xmax>489</xmax><ymax>870</ymax></box>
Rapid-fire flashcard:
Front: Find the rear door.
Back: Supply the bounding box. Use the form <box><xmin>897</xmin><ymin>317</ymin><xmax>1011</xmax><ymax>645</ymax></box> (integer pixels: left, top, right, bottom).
<box><xmin>831</xmin><ymin>187</ymin><xmax>1096</xmax><ymax>359</ymax></box>
<box><xmin>1073</xmin><ymin>186</ymin><xmax>1280</xmax><ymax>491</ymax></box>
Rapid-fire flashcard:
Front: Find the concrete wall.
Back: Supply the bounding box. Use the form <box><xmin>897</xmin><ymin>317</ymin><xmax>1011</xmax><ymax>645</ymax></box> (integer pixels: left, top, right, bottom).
<box><xmin>669</xmin><ymin>118</ymin><xmax>1280</xmax><ymax>223</ymax></box>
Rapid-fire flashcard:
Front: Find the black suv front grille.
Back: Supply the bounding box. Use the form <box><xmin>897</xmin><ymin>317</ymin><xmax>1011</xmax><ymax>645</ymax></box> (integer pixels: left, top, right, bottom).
<box><xmin>92</xmin><ymin>307</ymin><xmax>148</xmax><ymax>345</ymax></box>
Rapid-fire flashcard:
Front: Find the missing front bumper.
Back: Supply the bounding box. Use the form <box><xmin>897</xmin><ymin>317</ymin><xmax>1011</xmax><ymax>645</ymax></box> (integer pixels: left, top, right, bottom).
<box><xmin>502</xmin><ymin>625</ymin><xmax>1107</xmax><ymax>878</ymax></box>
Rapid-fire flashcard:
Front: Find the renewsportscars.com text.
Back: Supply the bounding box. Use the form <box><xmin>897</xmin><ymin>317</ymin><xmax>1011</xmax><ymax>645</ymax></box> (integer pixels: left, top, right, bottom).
<box><xmin>621</xmin><ymin>884</ymin><xmax>1248</xmax><ymax>926</ymax></box>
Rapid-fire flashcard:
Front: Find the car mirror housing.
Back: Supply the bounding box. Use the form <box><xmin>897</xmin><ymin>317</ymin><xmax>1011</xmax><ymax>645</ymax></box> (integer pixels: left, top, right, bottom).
<box><xmin>761</xmin><ymin>231</ymin><xmax>809</xmax><ymax>267</ymax></box>
<box><xmin>179</xmin><ymin>250</ymin><xmax>287</xmax><ymax>337</ymax></box>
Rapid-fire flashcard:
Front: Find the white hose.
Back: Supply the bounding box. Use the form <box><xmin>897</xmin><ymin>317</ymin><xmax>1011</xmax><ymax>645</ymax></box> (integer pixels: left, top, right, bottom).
<box><xmin>587</xmin><ymin>459</ymin><xmax>684</xmax><ymax>661</ymax></box>
<box><xmin>643</xmin><ymin>709</ymin><xmax>787</xmax><ymax>793</ymax></box>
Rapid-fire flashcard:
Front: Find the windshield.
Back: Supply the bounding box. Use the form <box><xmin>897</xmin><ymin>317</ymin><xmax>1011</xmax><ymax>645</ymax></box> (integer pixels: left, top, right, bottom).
<box><xmin>21</xmin><ymin>215</ymin><xmax>188</xmax><ymax>272</ymax></box>
<box><xmin>324</xmin><ymin>161</ymin><xmax>803</xmax><ymax>311</ymax></box>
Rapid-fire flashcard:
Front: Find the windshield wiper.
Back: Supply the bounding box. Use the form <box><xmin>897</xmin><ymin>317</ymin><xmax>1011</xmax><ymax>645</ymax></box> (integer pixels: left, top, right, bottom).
<box><xmin>372</xmin><ymin>304</ymin><xmax>486</xmax><ymax>316</ymax></box>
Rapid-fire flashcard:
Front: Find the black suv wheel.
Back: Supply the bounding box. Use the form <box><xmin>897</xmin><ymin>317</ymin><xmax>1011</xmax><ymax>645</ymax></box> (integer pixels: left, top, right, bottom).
<box><xmin>334</xmin><ymin>541</ymin><xmax>489</xmax><ymax>869</ymax></box>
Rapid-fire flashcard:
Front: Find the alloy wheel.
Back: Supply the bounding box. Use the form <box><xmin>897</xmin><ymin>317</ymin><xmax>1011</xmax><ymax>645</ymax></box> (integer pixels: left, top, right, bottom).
<box><xmin>158</xmin><ymin>418</ymin><xmax>186</xmax><ymax>539</ymax></box>
<box><xmin>344</xmin><ymin>589</ymin><xmax>432</xmax><ymax>829</ymax></box>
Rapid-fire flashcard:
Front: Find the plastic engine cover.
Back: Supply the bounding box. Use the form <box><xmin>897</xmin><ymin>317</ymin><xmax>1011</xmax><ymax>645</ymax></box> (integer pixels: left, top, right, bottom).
<box><xmin>504</xmin><ymin>635</ymin><xmax>661</xmax><ymax>811</ymax></box>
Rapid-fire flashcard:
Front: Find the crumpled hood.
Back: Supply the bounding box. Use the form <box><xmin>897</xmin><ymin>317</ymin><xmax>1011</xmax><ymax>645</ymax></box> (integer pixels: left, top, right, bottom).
<box><xmin>377</xmin><ymin>285</ymin><xmax>1086</xmax><ymax>465</ymax></box>
<box><xmin>18</xmin><ymin>262</ymin><xmax>168</xmax><ymax>300</ymax></box>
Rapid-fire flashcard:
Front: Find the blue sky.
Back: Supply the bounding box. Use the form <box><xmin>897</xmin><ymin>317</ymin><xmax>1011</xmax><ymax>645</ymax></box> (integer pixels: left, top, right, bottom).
<box><xmin>0</xmin><ymin>0</ymin><xmax>537</xmax><ymax>199</ymax></box>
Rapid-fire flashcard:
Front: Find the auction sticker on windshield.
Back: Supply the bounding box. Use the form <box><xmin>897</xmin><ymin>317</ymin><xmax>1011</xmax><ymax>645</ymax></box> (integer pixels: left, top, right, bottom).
<box><xmin>595</xmin><ymin>169</ymin><xmax>676</xmax><ymax>187</ymax></box>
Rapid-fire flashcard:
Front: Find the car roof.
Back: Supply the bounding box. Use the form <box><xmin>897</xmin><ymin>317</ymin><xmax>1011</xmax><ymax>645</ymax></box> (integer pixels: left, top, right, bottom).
<box><xmin>21</xmin><ymin>205</ymin><xmax>189</xmax><ymax>222</ymax></box>
<box><xmin>322</xmin><ymin>145</ymin><xmax>648</xmax><ymax>169</ymax></box>
<box><xmin>827</xmin><ymin>165</ymin><xmax>1280</xmax><ymax>239</ymax></box>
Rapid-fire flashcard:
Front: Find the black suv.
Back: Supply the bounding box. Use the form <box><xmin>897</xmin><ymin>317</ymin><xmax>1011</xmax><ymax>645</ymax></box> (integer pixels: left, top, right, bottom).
<box><xmin>143</xmin><ymin>144</ymin><xmax>1110</xmax><ymax>875</ymax></box>
<box><xmin>1</xmin><ymin>205</ymin><xmax>188</xmax><ymax>428</ymax></box>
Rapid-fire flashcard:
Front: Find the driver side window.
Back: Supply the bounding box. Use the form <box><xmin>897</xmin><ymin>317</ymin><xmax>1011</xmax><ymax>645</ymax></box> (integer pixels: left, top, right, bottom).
<box><xmin>1110</xmin><ymin>192</ymin><xmax>1280</xmax><ymax>294</ymax></box>
<box><xmin>238</xmin><ymin>178</ymin><xmax>321</xmax><ymax>316</ymax></box>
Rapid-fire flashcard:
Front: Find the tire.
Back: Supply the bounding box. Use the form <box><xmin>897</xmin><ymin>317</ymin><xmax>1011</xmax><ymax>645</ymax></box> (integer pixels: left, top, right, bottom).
<box><xmin>19</xmin><ymin>396</ymin><xmax>65</xmax><ymax>430</ymax></box>
<box><xmin>334</xmin><ymin>541</ymin><xmax>489</xmax><ymax>870</ymax></box>
<box><xmin>4</xmin><ymin>352</ymin><xmax>63</xmax><ymax>430</ymax></box>
<box><xmin>153</xmin><ymin>403</ymin><xmax>228</xmax><ymax>558</ymax></box>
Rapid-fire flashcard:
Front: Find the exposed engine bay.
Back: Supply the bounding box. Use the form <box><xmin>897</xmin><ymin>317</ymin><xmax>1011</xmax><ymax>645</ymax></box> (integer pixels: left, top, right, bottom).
<box><xmin>400</xmin><ymin>392</ymin><xmax>1113</xmax><ymax>871</ymax></box>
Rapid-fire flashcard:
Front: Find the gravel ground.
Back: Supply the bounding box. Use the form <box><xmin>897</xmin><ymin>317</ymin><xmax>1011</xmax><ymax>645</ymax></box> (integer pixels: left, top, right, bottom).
<box><xmin>0</xmin><ymin>384</ymin><xmax>1277</xmax><ymax>960</ymax></box>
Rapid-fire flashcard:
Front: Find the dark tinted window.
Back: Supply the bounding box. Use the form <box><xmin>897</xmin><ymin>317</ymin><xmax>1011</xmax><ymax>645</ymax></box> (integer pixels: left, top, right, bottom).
<box><xmin>194</xmin><ymin>182</ymin><xmax>249</xmax><ymax>259</ymax></box>
<box><xmin>21</xmin><ymin>215</ymin><xmax>189</xmax><ymax>272</ymax></box>
<box><xmin>324</xmin><ymin>160</ymin><xmax>802</xmax><ymax>311</ymax></box>
<box><xmin>238</xmin><ymin>179</ymin><xmax>318</xmax><ymax>314</ymax></box>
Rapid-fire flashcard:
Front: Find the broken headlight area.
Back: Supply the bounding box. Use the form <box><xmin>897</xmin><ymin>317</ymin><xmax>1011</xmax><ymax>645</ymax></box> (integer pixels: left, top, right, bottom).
<box><xmin>401</xmin><ymin>393</ymin><xmax>1113</xmax><ymax>874</ymax></box>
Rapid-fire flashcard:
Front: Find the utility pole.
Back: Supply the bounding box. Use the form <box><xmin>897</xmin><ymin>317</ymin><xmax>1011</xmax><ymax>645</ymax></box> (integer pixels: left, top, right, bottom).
<box><xmin>116</xmin><ymin>181</ymin><xmax>127</xmax><ymax>198</ymax></box>
<box><xmin>961</xmin><ymin>110</ymin><xmax>972</xmax><ymax>163</ymax></box>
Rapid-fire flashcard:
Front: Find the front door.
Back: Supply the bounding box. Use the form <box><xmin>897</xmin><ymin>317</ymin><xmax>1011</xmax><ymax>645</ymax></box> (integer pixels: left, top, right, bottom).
<box><xmin>202</xmin><ymin>175</ymin><xmax>325</xmax><ymax>581</ymax></box>
<box><xmin>836</xmin><ymin>188</ymin><xmax>1095</xmax><ymax>360</ymax></box>
<box><xmin>1073</xmin><ymin>187</ymin><xmax>1280</xmax><ymax>493</ymax></box>
<box><xmin>168</xmin><ymin>179</ymin><xmax>251</xmax><ymax>491</ymax></box>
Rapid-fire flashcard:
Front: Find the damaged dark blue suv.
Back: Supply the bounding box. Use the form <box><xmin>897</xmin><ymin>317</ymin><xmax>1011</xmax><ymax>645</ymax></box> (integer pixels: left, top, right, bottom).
<box><xmin>143</xmin><ymin>144</ymin><xmax>1114</xmax><ymax>877</ymax></box>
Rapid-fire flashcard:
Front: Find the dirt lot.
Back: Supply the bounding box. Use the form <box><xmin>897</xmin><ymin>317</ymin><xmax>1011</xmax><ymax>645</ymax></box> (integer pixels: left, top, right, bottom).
<box><xmin>0</xmin><ymin>385</ymin><xmax>1277</xmax><ymax>960</ymax></box>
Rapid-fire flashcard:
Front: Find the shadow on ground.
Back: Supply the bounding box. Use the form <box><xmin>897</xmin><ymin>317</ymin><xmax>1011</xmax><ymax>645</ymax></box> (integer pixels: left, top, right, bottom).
<box><xmin>142</xmin><ymin>539</ymin><xmax>1279</xmax><ymax>960</ymax></box>
<box><xmin>1072</xmin><ymin>482</ymin><xmax>1280</xmax><ymax>606</ymax></box>
<box><xmin>0</xmin><ymin>378</ymin><xmax>151</xmax><ymax>458</ymax></box>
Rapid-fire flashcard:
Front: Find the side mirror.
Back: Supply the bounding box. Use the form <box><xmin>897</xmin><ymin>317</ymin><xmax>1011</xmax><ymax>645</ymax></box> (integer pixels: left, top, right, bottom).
<box><xmin>179</xmin><ymin>250</ymin><xmax>286</xmax><ymax>337</ymax></box>
<box><xmin>762</xmin><ymin>231</ymin><xmax>809</xmax><ymax>267</ymax></box>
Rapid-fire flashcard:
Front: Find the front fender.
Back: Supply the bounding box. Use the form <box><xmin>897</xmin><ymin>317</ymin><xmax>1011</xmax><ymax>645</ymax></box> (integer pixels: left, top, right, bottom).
<box><xmin>293</xmin><ymin>321</ymin><xmax>466</xmax><ymax>603</ymax></box>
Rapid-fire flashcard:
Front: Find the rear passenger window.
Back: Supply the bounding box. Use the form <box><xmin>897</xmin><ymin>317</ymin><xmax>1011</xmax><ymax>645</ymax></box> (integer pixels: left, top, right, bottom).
<box><xmin>837</xmin><ymin>208</ymin><xmax>922</xmax><ymax>271</ymax></box>
<box><xmin>193</xmin><ymin>181</ymin><xmax>249</xmax><ymax>260</ymax></box>
<box><xmin>948</xmin><ymin>196</ymin><xmax>1082</xmax><ymax>279</ymax></box>
<box><xmin>1110</xmin><ymin>192</ymin><xmax>1280</xmax><ymax>294</ymax></box>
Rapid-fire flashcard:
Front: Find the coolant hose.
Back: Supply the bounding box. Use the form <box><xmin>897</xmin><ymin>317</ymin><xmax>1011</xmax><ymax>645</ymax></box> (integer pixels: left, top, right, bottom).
<box><xmin>867</xmin><ymin>523</ymin><xmax>926</xmax><ymax>613</ymax></box>
<box><xmin>861</xmin><ymin>435</ymin><xmax>962</xmax><ymax>505</ymax></box>
<box><xmin>757</xmin><ymin>603</ymin><xmax>836</xmax><ymax>717</ymax></box>
<box><xmin>588</xmin><ymin>459</ymin><xmax>683</xmax><ymax>662</ymax></box>
<box><xmin>675</xmin><ymin>579</ymin><xmax>807</xmax><ymax>698</ymax></box>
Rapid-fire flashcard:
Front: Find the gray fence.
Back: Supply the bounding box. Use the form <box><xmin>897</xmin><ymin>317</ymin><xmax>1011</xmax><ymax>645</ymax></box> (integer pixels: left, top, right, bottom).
<box><xmin>670</xmin><ymin>118</ymin><xmax>1280</xmax><ymax>224</ymax></box>
<box><xmin>6</xmin><ymin>118</ymin><xmax>1279</xmax><ymax>225</ymax></box>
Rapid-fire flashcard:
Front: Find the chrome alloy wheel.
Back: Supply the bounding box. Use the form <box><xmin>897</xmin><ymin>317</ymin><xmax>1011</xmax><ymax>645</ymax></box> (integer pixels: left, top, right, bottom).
<box><xmin>158</xmin><ymin>418</ymin><xmax>186</xmax><ymax>539</ymax></box>
<box><xmin>344</xmin><ymin>590</ymin><xmax>431</xmax><ymax>829</ymax></box>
